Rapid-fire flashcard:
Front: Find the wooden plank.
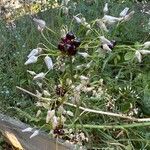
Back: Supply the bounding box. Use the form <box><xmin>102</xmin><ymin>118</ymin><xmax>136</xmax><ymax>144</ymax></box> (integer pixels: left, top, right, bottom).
<box><xmin>0</xmin><ymin>114</ymin><xmax>75</xmax><ymax>150</ymax></box>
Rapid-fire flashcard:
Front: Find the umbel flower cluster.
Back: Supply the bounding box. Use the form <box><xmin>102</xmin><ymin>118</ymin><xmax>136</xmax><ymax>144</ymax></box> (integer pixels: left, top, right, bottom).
<box><xmin>20</xmin><ymin>2</ymin><xmax>150</xmax><ymax>147</ymax></box>
<box><xmin>58</xmin><ymin>31</ymin><xmax>81</xmax><ymax>56</ymax></box>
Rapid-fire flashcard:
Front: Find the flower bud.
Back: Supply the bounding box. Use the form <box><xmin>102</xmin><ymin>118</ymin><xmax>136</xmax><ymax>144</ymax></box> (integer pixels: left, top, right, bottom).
<box><xmin>25</xmin><ymin>56</ymin><xmax>38</xmax><ymax>65</ymax></box>
<box><xmin>33</xmin><ymin>72</ymin><xmax>45</xmax><ymax>80</ymax></box>
<box><xmin>44</xmin><ymin>56</ymin><xmax>53</xmax><ymax>70</ymax></box>
<box><xmin>120</xmin><ymin>7</ymin><xmax>129</xmax><ymax>17</ymax></box>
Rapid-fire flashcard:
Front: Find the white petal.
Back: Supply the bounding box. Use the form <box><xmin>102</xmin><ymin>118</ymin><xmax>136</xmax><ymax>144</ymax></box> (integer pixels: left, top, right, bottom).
<box><xmin>103</xmin><ymin>3</ymin><xmax>108</xmax><ymax>14</ymax></box>
<box><xmin>52</xmin><ymin>116</ymin><xmax>58</xmax><ymax>129</ymax></box>
<box><xmin>46</xmin><ymin>110</ymin><xmax>55</xmax><ymax>123</ymax></box>
<box><xmin>36</xmin><ymin>110</ymin><xmax>41</xmax><ymax>118</ymax></box>
<box><xmin>33</xmin><ymin>72</ymin><xmax>45</xmax><ymax>80</ymax></box>
<box><xmin>27</xmin><ymin>70</ymin><xmax>36</xmax><ymax>75</ymax></box>
<box><xmin>143</xmin><ymin>41</ymin><xmax>150</xmax><ymax>49</ymax></box>
<box><xmin>102</xmin><ymin>44</ymin><xmax>112</xmax><ymax>52</ymax></box>
<box><xmin>30</xmin><ymin>130</ymin><xmax>39</xmax><ymax>138</ymax></box>
<box><xmin>44</xmin><ymin>56</ymin><xmax>53</xmax><ymax>70</ymax></box>
<box><xmin>120</xmin><ymin>7</ymin><xmax>129</xmax><ymax>17</ymax></box>
<box><xmin>43</xmin><ymin>90</ymin><xmax>51</xmax><ymax>96</ymax></box>
<box><xmin>33</xmin><ymin>18</ymin><xmax>46</xmax><ymax>31</ymax></box>
<box><xmin>22</xmin><ymin>127</ymin><xmax>33</xmax><ymax>132</ymax></box>
<box><xmin>102</xmin><ymin>15</ymin><xmax>123</xmax><ymax>25</ymax></box>
<box><xmin>123</xmin><ymin>11</ymin><xmax>135</xmax><ymax>22</ymax></box>
<box><xmin>78</xmin><ymin>52</ymin><xmax>89</xmax><ymax>58</ymax></box>
<box><xmin>100</xmin><ymin>36</ymin><xmax>112</xmax><ymax>45</ymax></box>
<box><xmin>139</xmin><ymin>50</ymin><xmax>150</xmax><ymax>55</ymax></box>
<box><xmin>73</xmin><ymin>16</ymin><xmax>82</xmax><ymax>24</ymax></box>
<box><xmin>66</xmin><ymin>111</ymin><xmax>74</xmax><ymax>116</ymax></box>
<box><xmin>135</xmin><ymin>51</ymin><xmax>142</xmax><ymax>63</ymax></box>
<box><xmin>28</xmin><ymin>48</ymin><xmax>42</xmax><ymax>58</ymax></box>
<box><xmin>80</xmin><ymin>75</ymin><xmax>89</xmax><ymax>80</ymax></box>
<box><xmin>96</xmin><ymin>19</ymin><xmax>108</xmax><ymax>32</ymax></box>
<box><xmin>25</xmin><ymin>56</ymin><xmax>38</xmax><ymax>65</ymax></box>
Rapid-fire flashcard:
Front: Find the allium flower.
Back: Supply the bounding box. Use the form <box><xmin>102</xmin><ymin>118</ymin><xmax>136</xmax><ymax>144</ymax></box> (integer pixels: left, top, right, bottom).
<box><xmin>36</xmin><ymin>110</ymin><xmax>41</xmax><ymax>117</ymax></box>
<box><xmin>96</xmin><ymin>19</ymin><xmax>108</xmax><ymax>32</ymax></box>
<box><xmin>62</xmin><ymin>7</ymin><xmax>69</xmax><ymax>15</ymax></box>
<box><xmin>25</xmin><ymin>56</ymin><xmax>38</xmax><ymax>65</ymax></box>
<box><xmin>78</xmin><ymin>52</ymin><xmax>89</xmax><ymax>58</ymax></box>
<box><xmin>100</xmin><ymin>36</ymin><xmax>116</xmax><ymax>51</ymax></box>
<box><xmin>58</xmin><ymin>31</ymin><xmax>81</xmax><ymax>56</ymax></box>
<box><xmin>33</xmin><ymin>18</ymin><xmax>46</xmax><ymax>31</ymax></box>
<box><xmin>33</xmin><ymin>72</ymin><xmax>46</xmax><ymax>80</ymax></box>
<box><xmin>100</xmin><ymin>36</ymin><xmax>112</xmax><ymax>46</ymax></box>
<box><xmin>52</xmin><ymin>116</ymin><xmax>58</xmax><ymax>129</ymax></box>
<box><xmin>103</xmin><ymin>3</ymin><xmax>108</xmax><ymax>14</ymax></box>
<box><xmin>73</xmin><ymin>16</ymin><xmax>82</xmax><ymax>24</ymax></box>
<box><xmin>27</xmin><ymin>48</ymin><xmax>42</xmax><ymax>58</ymax></box>
<box><xmin>102</xmin><ymin>15</ymin><xmax>123</xmax><ymax>25</ymax></box>
<box><xmin>27</xmin><ymin>70</ymin><xmax>36</xmax><ymax>75</ymax></box>
<box><xmin>143</xmin><ymin>41</ymin><xmax>150</xmax><ymax>49</ymax></box>
<box><xmin>120</xmin><ymin>7</ymin><xmax>129</xmax><ymax>17</ymax></box>
<box><xmin>139</xmin><ymin>50</ymin><xmax>150</xmax><ymax>55</ymax></box>
<box><xmin>30</xmin><ymin>130</ymin><xmax>39</xmax><ymax>138</ymax></box>
<box><xmin>101</xmin><ymin>44</ymin><xmax>112</xmax><ymax>52</ymax></box>
<box><xmin>123</xmin><ymin>11</ymin><xmax>135</xmax><ymax>22</ymax></box>
<box><xmin>22</xmin><ymin>127</ymin><xmax>33</xmax><ymax>132</ymax></box>
<box><xmin>46</xmin><ymin>110</ymin><xmax>55</xmax><ymax>123</ymax></box>
<box><xmin>44</xmin><ymin>56</ymin><xmax>53</xmax><ymax>70</ymax></box>
<box><xmin>135</xmin><ymin>51</ymin><xmax>142</xmax><ymax>63</ymax></box>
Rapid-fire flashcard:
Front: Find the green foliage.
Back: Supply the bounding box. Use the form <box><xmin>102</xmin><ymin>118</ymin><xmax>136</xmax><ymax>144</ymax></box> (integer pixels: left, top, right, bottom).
<box><xmin>0</xmin><ymin>0</ymin><xmax>150</xmax><ymax>149</ymax></box>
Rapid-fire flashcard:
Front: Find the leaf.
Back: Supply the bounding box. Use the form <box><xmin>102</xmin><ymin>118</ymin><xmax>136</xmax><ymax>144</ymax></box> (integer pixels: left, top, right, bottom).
<box><xmin>124</xmin><ymin>52</ymin><xmax>134</xmax><ymax>61</ymax></box>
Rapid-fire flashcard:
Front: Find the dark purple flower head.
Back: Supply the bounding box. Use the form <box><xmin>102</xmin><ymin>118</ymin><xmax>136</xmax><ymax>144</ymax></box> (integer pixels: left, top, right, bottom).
<box><xmin>58</xmin><ymin>31</ymin><xmax>81</xmax><ymax>56</ymax></box>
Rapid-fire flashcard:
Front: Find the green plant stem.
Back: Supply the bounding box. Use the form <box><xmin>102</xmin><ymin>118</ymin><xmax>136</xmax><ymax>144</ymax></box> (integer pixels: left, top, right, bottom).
<box><xmin>66</xmin><ymin>122</ymin><xmax>150</xmax><ymax>129</ymax></box>
<box><xmin>41</xmin><ymin>32</ymin><xmax>57</xmax><ymax>49</ymax></box>
<box><xmin>69</xmin><ymin>56</ymin><xmax>74</xmax><ymax>82</ymax></box>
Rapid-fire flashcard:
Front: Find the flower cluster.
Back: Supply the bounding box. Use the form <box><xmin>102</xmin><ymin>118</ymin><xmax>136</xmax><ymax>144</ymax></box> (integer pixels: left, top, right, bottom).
<box><xmin>58</xmin><ymin>32</ymin><xmax>81</xmax><ymax>56</ymax></box>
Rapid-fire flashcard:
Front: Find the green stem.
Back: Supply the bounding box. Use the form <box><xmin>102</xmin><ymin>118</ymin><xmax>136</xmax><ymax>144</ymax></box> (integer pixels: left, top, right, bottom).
<box><xmin>69</xmin><ymin>56</ymin><xmax>74</xmax><ymax>82</ymax></box>
<box><xmin>66</xmin><ymin>122</ymin><xmax>150</xmax><ymax>129</ymax></box>
<box><xmin>41</xmin><ymin>32</ymin><xmax>57</xmax><ymax>49</ymax></box>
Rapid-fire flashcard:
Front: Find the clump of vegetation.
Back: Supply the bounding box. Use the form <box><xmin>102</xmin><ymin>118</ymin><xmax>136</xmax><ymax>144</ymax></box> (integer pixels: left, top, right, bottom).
<box><xmin>0</xmin><ymin>0</ymin><xmax>150</xmax><ymax>149</ymax></box>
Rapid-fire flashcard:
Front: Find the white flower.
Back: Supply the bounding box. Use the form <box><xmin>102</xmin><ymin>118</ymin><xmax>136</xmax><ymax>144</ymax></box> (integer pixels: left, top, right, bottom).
<box><xmin>36</xmin><ymin>110</ymin><xmax>41</xmax><ymax>117</ymax></box>
<box><xmin>44</xmin><ymin>56</ymin><xmax>53</xmax><ymax>70</ymax></box>
<box><xmin>120</xmin><ymin>7</ymin><xmax>129</xmax><ymax>17</ymax></box>
<box><xmin>33</xmin><ymin>72</ymin><xmax>46</xmax><ymax>80</ymax></box>
<box><xmin>43</xmin><ymin>90</ymin><xmax>51</xmax><ymax>96</ymax></box>
<box><xmin>80</xmin><ymin>75</ymin><xmax>89</xmax><ymax>80</ymax></box>
<box><xmin>62</xmin><ymin>6</ymin><xmax>69</xmax><ymax>15</ymax></box>
<box><xmin>103</xmin><ymin>3</ymin><xmax>108</xmax><ymax>14</ymax></box>
<box><xmin>66</xmin><ymin>111</ymin><xmax>73</xmax><ymax>116</ymax></box>
<box><xmin>36</xmin><ymin>90</ymin><xmax>42</xmax><ymax>98</ymax></box>
<box><xmin>123</xmin><ymin>11</ymin><xmax>135</xmax><ymax>22</ymax></box>
<box><xmin>30</xmin><ymin>130</ymin><xmax>39</xmax><ymax>138</ymax></box>
<box><xmin>52</xmin><ymin>116</ymin><xmax>58</xmax><ymax>129</ymax></box>
<box><xmin>25</xmin><ymin>56</ymin><xmax>38</xmax><ymax>65</ymax></box>
<box><xmin>102</xmin><ymin>15</ymin><xmax>123</xmax><ymax>25</ymax></box>
<box><xmin>96</xmin><ymin>19</ymin><xmax>108</xmax><ymax>32</ymax></box>
<box><xmin>143</xmin><ymin>41</ymin><xmax>150</xmax><ymax>49</ymax></box>
<box><xmin>73</xmin><ymin>16</ymin><xmax>82</xmax><ymax>24</ymax></box>
<box><xmin>22</xmin><ymin>127</ymin><xmax>33</xmax><ymax>132</ymax></box>
<box><xmin>27</xmin><ymin>70</ymin><xmax>36</xmax><ymax>75</ymax></box>
<box><xmin>139</xmin><ymin>50</ymin><xmax>150</xmax><ymax>55</ymax></box>
<box><xmin>100</xmin><ymin>36</ymin><xmax>112</xmax><ymax>46</ymax></box>
<box><xmin>102</xmin><ymin>44</ymin><xmax>112</xmax><ymax>52</ymax></box>
<box><xmin>46</xmin><ymin>110</ymin><xmax>55</xmax><ymax>123</ymax></box>
<box><xmin>33</xmin><ymin>18</ymin><xmax>46</xmax><ymax>31</ymax></box>
<box><xmin>135</xmin><ymin>51</ymin><xmax>142</xmax><ymax>63</ymax></box>
<box><xmin>78</xmin><ymin>52</ymin><xmax>89</xmax><ymax>58</ymax></box>
<box><xmin>27</xmin><ymin>48</ymin><xmax>42</xmax><ymax>58</ymax></box>
<box><xmin>61</xmin><ymin>0</ymin><xmax>70</xmax><ymax>5</ymax></box>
